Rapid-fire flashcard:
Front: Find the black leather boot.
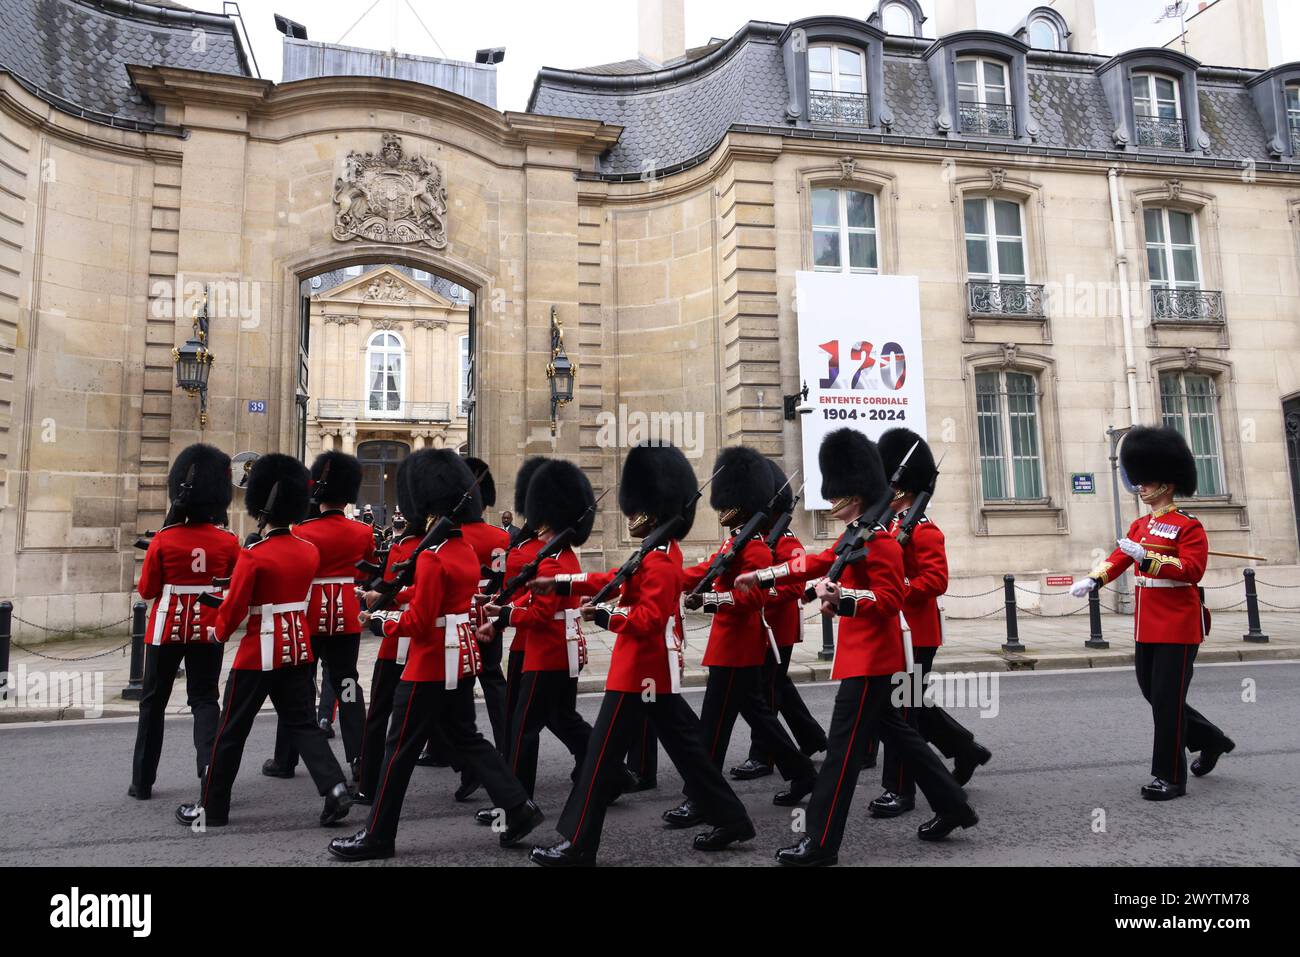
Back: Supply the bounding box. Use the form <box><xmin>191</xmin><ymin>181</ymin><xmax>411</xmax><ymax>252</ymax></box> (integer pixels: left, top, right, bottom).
<box><xmin>529</xmin><ymin>840</ymin><xmax>596</xmax><ymax>867</ymax></box>
<box><xmin>772</xmin><ymin>774</ymin><xmax>816</xmax><ymax>806</ymax></box>
<box><xmin>175</xmin><ymin>802</ymin><xmax>226</xmax><ymax>828</ymax></box>
<box><xmin>327</xmin><ymin>828</ymin><xmax>394</xmax><ymax>861</ymax></box>
<box><xmin>320</xmin><ymin>782</ymin><xmax>353</xmax><ymax>826</ymax></box>
<box><xmin>662</xmin><ymin>799</ymin><xmax>704</xmax><ymax>829</ymax></box>
<box><xmin>261</xmin><ymin>758</ymin><xmax>294</xmax><ymax>779</ymax></box>
<box><xmin>868</xmin><ymin>790</ymin><xmax>915</xmax><ymax>818</ymax></box>
<box><xmin>729</xmin><ymin>758</ymin><xmax>773</xmax><ymax>780</ymax></box>
<box><xmin>953</xmin><ymin>744</ymin><xmax>992</xmax><ymax>786</ymax></box>
<box><xmin>917</xmin><ymin>804</ymin><xmax>979</xmax><ymax>841</ymax></box>
<box><xmin>128</xmin><ymin>782</ymin><xmax>151</xmax><ymax>800</ymax></box>
<box><xmin>500</xmin><ymin>800</ymin><xmax>544</xmax><ymax>848</ymax></box>
<box><xmin>1140</xmin><ymin>778</ymin><xmax>1186</xmax><ymax>801</ymax></box>
<box><xmin>775</xmin><ymin>836</ymin><xmax>837</xmax><ymax>867</ymax></box>
<box><xmin>1191</xmin><ymin>737</ymin><xmax>1234</xmax><ymax>777</ymax></box>
<box><xmin>692</xmin><ymin>819</ymin><xmax>756</xmax><ymax>851</ymax></box>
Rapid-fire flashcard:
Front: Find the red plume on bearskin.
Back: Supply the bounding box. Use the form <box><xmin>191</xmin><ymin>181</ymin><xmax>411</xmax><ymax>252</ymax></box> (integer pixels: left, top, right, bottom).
<box><xmin>709</xmin><ymin>446</ymin><xmax>776</xmax><ymax>516</ymax></box>
<box><xmin>412</xmin><ymin>449</ymin><xmax>477</xmax><ymax>519</ymax></box>
<box><xmin>310</xmin><ymin>451</ymin><xmax>363</xmax><ymax>504</ymax></box>
<box><xmin>513</xmin><ymin>456</ymin><xmax>550</xmax><ymax>516</ymax></box>
<box><xmin>819</xmin><ymin>428</ymin><xmax>886</xmax><ymax>505</ymax></box>
<box><xmin>877</xmin><ymin>427</ymin><xmax>936</xmax><ymax>495</ymax></box>
<box><xmin>168</xmin><ymin>443</ymin><xmax>232</xmax><ymax>524</ymax></box>
<box><xmin>525</xmin><ymin>460</ymin><xmax>597</xmax><ymax>546</ymax></box>
<box><xmin>244</xmin><ymin>453</ymin><xmax>310</xmax><ymax>525</ymax></box>
<box><xmin>618</xmin><ymin>442</ymin><xmax>699</xmax><ymax>538</ymax></box>
<box><xmin>1120</xmin><ymin>425</ymin><xmax>1198</xmax><ymax>497</ymax></box>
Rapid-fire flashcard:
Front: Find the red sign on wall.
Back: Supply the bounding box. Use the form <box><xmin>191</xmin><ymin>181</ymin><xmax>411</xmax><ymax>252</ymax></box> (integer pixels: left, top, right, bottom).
<box><xmin>1045</xmin><ymin>575</ymin><xmax>1074</xmax><ymax>587</ymax></box>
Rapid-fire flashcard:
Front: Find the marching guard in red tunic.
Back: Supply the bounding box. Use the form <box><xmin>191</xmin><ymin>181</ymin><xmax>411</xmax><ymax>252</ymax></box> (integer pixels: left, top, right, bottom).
<box><xmin>869</xmin><ymin>428</ymin><xmax>992</xmax><ymax>819</ymax></box>
<box><xmin>176</xmin><ymin>454</ymin><xmax>353</xmax><ymax>829</ymax></box>
<box><xmin>735</xmin><ymin>429</ymin><xmax>976</xmax><ymax>867</ymax></box>
<box><xmin>478</xmin><ymin>459</ymin><xmax>596</xmax><ymax>806</ymax></box>
<box><xmin>499</xmin><ymin>456</ymin><xmax>550</xmax><ymax>760</ymax></box>
<box><xmin>731</xmin><ymin>457</ymin><xmax>827</xmax><ymax>780</ymax></box>
<box><xmin>130</xmin><ymin>444</ymin><xmax>240</xmax><ymax>799</ymax></box>
<box><xmin>528</xmin><ymin>443</ymin><xmax>754</xmax><ymax>867</ymax></box>
<box><xmin>327</xmin><ymin>450</ymin><xmax>542</xmax><ymax>861</ymax></box>
<box><xmin>1069</xmin><ymin>425</ymin><xmax>1235</xmax><ymax>800</ymax></box>
<box><xmin>665</xmin><ymin>446</ymin><xmax>816</xmax><ymax>827</ymax></box>
<box><xmin>264</xmin><ymin>451</ymin><xmax>375</xmax><ymax>782</ymax></box>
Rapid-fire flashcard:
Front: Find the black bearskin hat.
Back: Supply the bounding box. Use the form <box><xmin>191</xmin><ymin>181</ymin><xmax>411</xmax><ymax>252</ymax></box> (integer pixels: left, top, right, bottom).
<box><xmin>1120</xmin><ymin>425</ymin><xmax>1198</xmax><ymax>497</ymax></box>
<box><xmin>710</xmin><ymin>446</ymin><xmax>776</xmax><ymax>518</ymax></box>
<box><xmin>394</xmin><ymin>454</ymin><xmax>425</xmax><ymax>531</ymax></box>
<box><xmin>412</xmin><ymin>449</ymin><xmax>477</xmax><ymax>519</ymax></box>
<box><xmin>618</xmin><ymin>442</ymin><xmax>698</xmax><ymax>538</ymax></box>
<box><xmin>513</xmin><ymin>456</ymin><xmax>550</xmax><ymax>517</ymax></box>
<box><xmin>766</xmin><ymin>458</ymin><xmax>794</xmax><ymax>516</ymax></box>
<box><xmin>525</xmin><ymin>460</ymin><xmax>597</xmax><ymax>546</ymax></box>
<box><xmin>819</xmin><ymin>428</ymin><xmax>887</xmax><ymax>505</ymax></box>
<box><xmin>310</xmin><ymin>451</ymin><xmax>363</xmax><ymax>504</ymax></box>
<box><xmin>168</xmin><ymin>443</ymin><xmax>231</xmax><ymax>524</ymax></box>
<box><xmin>462</xmin><ymin>456</ymin><xmax>496</xmax><ymax>507</ymax></box>
<box><xmin>877</xmin><ymin>427</ymin><xmax>937</xmax><ymax>495</ymax></box>
<box><xmin>244</xmin><ymin>453</ymin><xmax>310</xmax><ymax>526</ymax></box>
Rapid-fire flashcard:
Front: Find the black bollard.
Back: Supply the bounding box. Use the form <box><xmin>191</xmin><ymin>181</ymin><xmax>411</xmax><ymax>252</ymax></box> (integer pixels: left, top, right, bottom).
<box><xmin>0</xmin><ymin>600</ymin><xmax>11</xmax><ymax>699</ymax></box>
<box><xmin>818</xmin><ymin>612</ymin><xmax>835</xmax><ymax>661</ymax></box>
<box><xmin>1241</xmin><ymin>568</ymin><xmax>1269</xmax><ymax>643</ymax></box>
<box><xmin>1001</xmin><ymin>574</ymin><xmax>1025</xmax><ymax>653</ymax></box>
<box><xmin>1085</xmin><ymin>588</ymin><xmax>1109</xmax><ymax>649</ymax></box>
<box><xmin>123</xmin><ymin>600</ymin><xmax>146</xmax><ymax>700</ymax></box>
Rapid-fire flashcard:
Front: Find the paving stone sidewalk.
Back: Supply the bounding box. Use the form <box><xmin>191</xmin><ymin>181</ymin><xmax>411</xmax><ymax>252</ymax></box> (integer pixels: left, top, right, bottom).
<box><xmin>3</xmin><ymin>607</ymin><xmax>1297</xmax><ymax>722</ymax></box>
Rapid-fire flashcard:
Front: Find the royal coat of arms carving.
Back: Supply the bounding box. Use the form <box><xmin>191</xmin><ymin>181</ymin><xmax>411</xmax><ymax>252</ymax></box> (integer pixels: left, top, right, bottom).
<box><xmin>333</xmin><ymin>134</ymin><xmax>448</xmax><ymax>249</ymax></box>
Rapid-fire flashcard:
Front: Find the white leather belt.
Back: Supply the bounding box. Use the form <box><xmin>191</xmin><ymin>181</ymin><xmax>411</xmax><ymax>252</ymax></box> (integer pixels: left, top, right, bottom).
<box><xmin>664</xmin><ymin>617</ymin><xmax>682</xmax><ymax>694</ymax></box>
<box><xmin>1135</xmin><ymin>578</ymin><xmax>1191</xmax><ymax>589</ymax></box>
<box><xmin>439</xmin><ymin>613</ymin><xmax>472</xmax><ymax>689</ymax></box>
<box><xmin>258</xmin><ymin>601</ymin><xmax>309</xmax><ymax>670</ymax></box>
<box><xmin>312</xmin><ymin>576</ymin><xmax>356</xmax><ymax>585</ymax></box>
<box><xmin>553</xmin><ymin>608</ymin><xmax>583</xmax><ymax>678</ymax></box>
<box><xmin>151</xmin><ymin>584</ymin><xmax>219</xmax><ymax>645</ymax></box>
<box><xmin>395</xmin><ymin>602</ymin><xmax>411</xmax><ymax>665</ymax></box>
<box><xmin>758</xmin><ymin>608</ymin><xmax>780</xmax><ymax>661</ymax></box>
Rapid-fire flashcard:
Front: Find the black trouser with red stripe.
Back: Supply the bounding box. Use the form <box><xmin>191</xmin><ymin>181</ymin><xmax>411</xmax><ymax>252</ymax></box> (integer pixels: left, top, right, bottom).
<box><xmin>131</xmin><ymin>641</ymin><xmax>224</xmax><ymax>788</ymax></box>
<box><xmin>690</xmin><ymin>665</ymin><xmax>814</xmax><ymax>797</ymax></box>
<box><xmin>367</xmin><ymin>679</ymin><xmax>528</xmax><ymax>844</ymax></box>
<box><xmin>747</xmin><ymin>644</ymin><xmax>828</xmax><ymax>764</ymax></box>
<box><xmin>881</xmin><ymin>645</ymin><xmax>980</xmax><ymax>797</ymax></box>
<box><xmin>625</xmin><ymin>716</ymin><xmax>658</xmax><ymax>782</ymax></box>
<box><xmin>560</xmin><ymin>691</ymin><xmax>750</xmax><ymax>855</ymax></box>
<box><xmin>1134</xmin><ymin>642</ymin><xmax>1228</xmax><ymax>785</ymax></box>
<box><xmin>419</xmin><ymin>639</ymin><xmax>514</xmax><ymax>776</ymax></box>
<box><xmin>808</xmin><ymin>676</ymin><xmax>967</xmax><ymax>855</ymax></box>
<box><xmin>202</xmin><ymin>665</ymin><xmax>347</xmax><ymax>822</ymax></box>
<box><xmin>508</xmin><ymin>670</ymin><xmax>591</xmax><ymax>796</ymax></box>
<box><xmin>356</xmin><ymin>658</ymin><xmax>404</xmax><ymax>800</ymax></box>
<box><xmin>502</xmin><ymin>648</ymin><xmax>526</xmax><ymax>761</ymax></box>
<box><xmin>273</xmin><ymin>633</ymin><xmax>365</xmax><ymax>769</ymax></box>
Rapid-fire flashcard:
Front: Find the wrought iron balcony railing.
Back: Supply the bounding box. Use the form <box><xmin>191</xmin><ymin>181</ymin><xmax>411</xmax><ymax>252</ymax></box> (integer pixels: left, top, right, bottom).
<box><xmin>958</xmin><ymin>101</ymin><xmax>1015</xmax><ymax>138</ymax></box>
<box><xmin>316</xmin><ymin>399</ymin><xmax>453</xmax><ymax>422</ymax></box>
<box><xmin>967</xmin><ymin>280</ymin><xmax>1045</xmax><ymax>318</ymax></box>
<box><xmin>1134</xmin><ymin>113</ymin><xmax>1186</xmax><ymax>150</ymax></box>
<box><xmin>1149</xmin><ymin>287</ymin><xmax>1225</xmax><ymax>323</ymax></box>
<box><xmin>809</xmin><ymin>90</ymin><xmax>871</xmax><ymax>127</ymax></box>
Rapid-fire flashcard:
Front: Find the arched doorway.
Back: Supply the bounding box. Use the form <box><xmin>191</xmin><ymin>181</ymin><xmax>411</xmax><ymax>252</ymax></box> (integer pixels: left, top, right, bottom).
<box><xmin>356</xmin><ymin>440</ymin><xmax>409</xmax><ymax>526</ymax></box>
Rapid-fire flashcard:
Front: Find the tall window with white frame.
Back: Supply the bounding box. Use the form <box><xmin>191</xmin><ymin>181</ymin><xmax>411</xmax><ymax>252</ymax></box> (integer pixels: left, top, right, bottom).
<box><xmin>1133</xmin><ymin>73</ymin><xmax>1184</xmax><ymax>149</ymax></box>
<box><xmin>1159</xmin><ymin>371</ymin><xmax>1226</xmax><ymax>497</ymax></box>
<box><xmin>808</xmin><ymin>43</ymin><xmax>868</xmax><ymax>126</ymax></box>
<box><xmin>811</xmin><ymin>187</ymin><xmax>879</xmax><ymax>274</ymax></box>
<box><xmin>1287</xmin><ymin>84</ymin><xmax>1300</xmax><ymax>153</ymax></box>
<box><xmin>366</xmin><ymin>331</ymin><xmax>403</xmax><ymax>417</ymax></box>
<box><xmin>975</xmin><ymin>369</ymin><xmax>1045</xmax><ymax>501</ymax></box>
<box><xmin>458</xmin><ymin>334</ymin><xmax>471</xmax><ymax>417</ymax></box>
<box><xmin>1144</xmin><ymin>206</ymin><xmax>1219</xmax><ymax>321</ymax></box>
<box><xmin>956</xmin><ymin>56</ymin><xmax>1013</xmax><ymax>136</ymax></box>
<box><xmin>964</xmin><ymin>196</ymin><xmax>1039</xmax><ymax>315</ymax></box>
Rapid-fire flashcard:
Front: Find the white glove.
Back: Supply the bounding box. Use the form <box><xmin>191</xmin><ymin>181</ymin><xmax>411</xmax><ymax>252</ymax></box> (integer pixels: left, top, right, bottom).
<box><xmin>1069</xmin><ymin>578</ymin><xmax>1095</xmax><ymax>599</ymax></box>
<box><xmin>1117</xmin><ymin>538</ymin><xmax>1146</xmax><ymax>563</ymax></box>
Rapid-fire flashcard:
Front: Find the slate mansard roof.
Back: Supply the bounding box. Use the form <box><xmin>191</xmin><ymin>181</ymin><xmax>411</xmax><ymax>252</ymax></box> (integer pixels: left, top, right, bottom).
<box><xmin>529</xmin><ymin>20</ymin><xmax>1296</xmax><ymax>179</ymax></box>
<box><xmin>0</xmin><ymin>0</ymin><xmax>251</xmax><ymax>130</ymax></box>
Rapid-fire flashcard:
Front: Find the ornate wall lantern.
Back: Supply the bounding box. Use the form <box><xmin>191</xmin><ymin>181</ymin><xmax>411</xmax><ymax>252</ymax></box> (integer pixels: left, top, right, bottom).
<box><xmin>173</xmin><ymin>286</ymin><xmax>214</xmax><ymax>426</ymax></box>
<box><xmin>546</xmin><ymin>305</ymin><xmax>576</xmax><ymax>435</ymax></box>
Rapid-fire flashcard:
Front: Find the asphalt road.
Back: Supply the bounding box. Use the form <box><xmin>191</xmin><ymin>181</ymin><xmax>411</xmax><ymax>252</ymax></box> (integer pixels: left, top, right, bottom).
<box><xmin>1</xmin><ymin>661</ymin><xmax>1297</xmax><ymax>867</ymax></box>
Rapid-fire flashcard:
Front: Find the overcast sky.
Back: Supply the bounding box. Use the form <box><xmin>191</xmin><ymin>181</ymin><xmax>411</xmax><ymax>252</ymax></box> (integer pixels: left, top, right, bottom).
<box><xmin>183</xmin><ymin>0</ymin><xmax>1291</xmax><ymax>112</ymax></box>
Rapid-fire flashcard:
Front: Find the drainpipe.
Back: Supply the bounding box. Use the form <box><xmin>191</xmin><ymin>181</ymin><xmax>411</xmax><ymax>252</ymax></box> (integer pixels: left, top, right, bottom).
<box><xmin>1107</xmin><ymin>166</ymin><xmax>1139</xmax><ymax>614</ymax></box>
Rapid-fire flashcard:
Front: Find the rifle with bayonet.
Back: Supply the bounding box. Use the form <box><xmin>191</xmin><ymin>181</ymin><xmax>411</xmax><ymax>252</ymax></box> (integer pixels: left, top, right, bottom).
<box><xmin>307</xmin><ymin>459</ymin><xmax>332</xmax><ymax>518</ymax></box>
<box><xmin>134</xmin><ymin>463</ymin><xmax>196</xmax><ymax>551</ymax></box>
<box><xmin>893</xmin><ymin>451</ymin><xmax>943</xmax><ymax>549</ymax></box>
<box><xmin>490</xmin><ymin>487</ymin><xmax>611</xmax><ymax>610</ymax></box>
<box><xmin>688</xmin><ymin>470</ymin><xmax>798</xmax><ymax>597</ymax></box>
<box><xmin>586</xmin><ymin>466</ymin><xmax>724</xmax><ymax>607</ymax></box>
<box><xmin>763</xmin><ymin>479</ymin><xmax>805</xmax><ymax>552</ymax></box>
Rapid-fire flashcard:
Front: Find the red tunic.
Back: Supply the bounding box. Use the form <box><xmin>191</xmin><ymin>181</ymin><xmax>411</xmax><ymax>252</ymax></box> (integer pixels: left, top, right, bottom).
<box><xmin>682</xmin><ymin>536</ymin><xmax>772</xmax><ymax>668</ymax></box>
<box><xmin>377</xmin><ymin>533</ymin><xmax>420</xmax><ymax>664</ymax></box>
<box><xmin>212</xmin><ymin>529</ymin><xmax>320</xmax><ymax>671</ymax></box>
<box><xmin>504</xmin><ymin>537</ymin><xmax>544</xmax><ymax>653</ymax></box>
<box><xmin>293</xmin><ymin>510</ymin><xmax>378</xmax><ymax>638</ymax></box>
<box><xmin>136</xmin><ymin>522</ymin><xmax>240</xmax><ymax>646</ymax></box>
<box><xmin>1093</xmin><ymin>506</ymin><xmax>1208</xmax><ymax>645</ymax></box>
<box><xmin>569</xmin><ymin>542</ymin><xmax>686</xmax><ymax>695</ymax></box>
<box><xmin>765</xmin><ymin>531</ymin><xmax>807</xmax><ymax>648</ymax></box>
<box><xmin>460</xmin><ymin>520</ymin><xmax>510</xmax><ymax>579</ymax></box>
<box><xmin>767</xmin><ymin>525</ymin><xmax>905</xmax><ymax>679</ymax></box>
<box><xmin>394</xmin><ymin>533</ymin><xmax>481</xmax><ymax>683</ymax></box>
<box><xmin>889</xmin><ymin>514</ymin><xmax>948</xmax><ymax>649</ymax></box>
<box><xmin>506</xmin><ymin>547</ymin><xmax>583</xmax><ymax>674</ymax></box>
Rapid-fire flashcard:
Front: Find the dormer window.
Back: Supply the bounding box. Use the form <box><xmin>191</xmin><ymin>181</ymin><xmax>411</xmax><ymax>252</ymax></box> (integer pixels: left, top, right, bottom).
<box><xmin>880</xmin><ymin>1</ymin><xmax>915</xmax><ymax>36</ymax></box>
<box><xmin>957</xmin><ymin>56</ymin><xmax>1014</xmax><ymax>137</ymax></box>
<box><xmin>1027</xmin><ymin>16</ymin><xmax>1060</xmax><ymax>51</ymax></box>
<box><xmin>808</xmin><ymin>43</ymin><xmax>868</xmax><ymax>126</ymax></box>
<box><xmin>1288</xmin><ymin>84</ymin><xmax>1300</xmax><ymax>153</ymax></box>
<box><xmin>1133</xmin><ymin>73</ymin><xmax>1185</xmax><ymax>150</ymax></box>
<box><xmin>1019</xmin><ymin>7</ymin><xmax>1071</xmax><ymax>51</ymax></box>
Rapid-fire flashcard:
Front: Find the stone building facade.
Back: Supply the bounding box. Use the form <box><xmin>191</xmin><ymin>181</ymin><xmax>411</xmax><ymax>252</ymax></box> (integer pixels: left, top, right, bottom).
<box><xmin>2</xmin><ymin>0</ymin><xmax>1299</xmax><ymax>634</ymax></box>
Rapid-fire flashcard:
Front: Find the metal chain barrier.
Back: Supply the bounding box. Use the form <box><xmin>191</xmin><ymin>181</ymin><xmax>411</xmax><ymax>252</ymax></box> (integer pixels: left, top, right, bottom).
<box><xmin>10</xmin><ymin>640</ymin><xmax>130</xmax><ymax>662</ymax></box>
<box><xmin>14</xmin><ymin>614</ymin><xmax>132</xmax><ymax>634</ymax></box>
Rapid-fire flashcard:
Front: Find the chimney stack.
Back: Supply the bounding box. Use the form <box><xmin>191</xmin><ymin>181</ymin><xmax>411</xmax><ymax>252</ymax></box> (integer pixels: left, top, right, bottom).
<box><xmin>638</xmin><ymin>0</ymin><xmax>686</xmax><ymax>68</ymax></box>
